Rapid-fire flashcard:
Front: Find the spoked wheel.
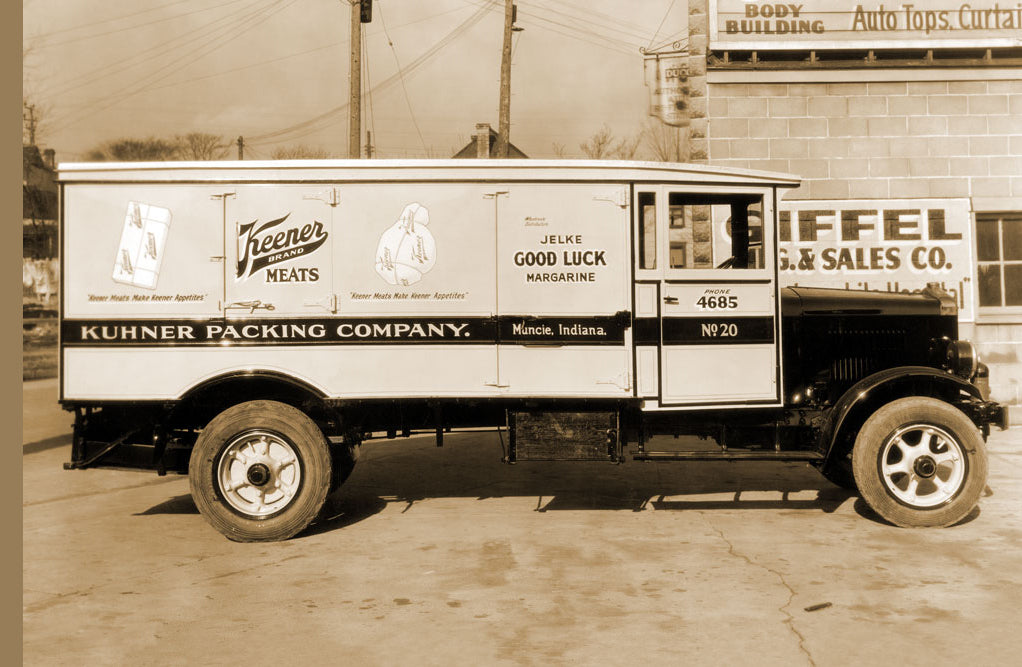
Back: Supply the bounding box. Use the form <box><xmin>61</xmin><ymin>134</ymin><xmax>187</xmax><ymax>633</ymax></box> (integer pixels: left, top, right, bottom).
<box><xmin>217</xmin><ymin>430</ymin><xmax>303</xmax><ymax>518</ymax></box>
<box><xmin>190</xmin><ymin>400</ymin><xmax>332</xmax><ymax>542</ymax></box>
<box><xmin>852</xmin><ymin>397</ymin><xmax>987</xmax><ymax>528</ymax></box>
<box><xmin>878</xmin><ymin>424</ymin><xmax>966</xmax><ymax>508</ymax></box>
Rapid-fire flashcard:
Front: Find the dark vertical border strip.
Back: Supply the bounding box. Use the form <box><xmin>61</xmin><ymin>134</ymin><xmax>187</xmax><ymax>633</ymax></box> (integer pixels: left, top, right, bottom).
<box><xmin>772</xmin><ymin>186</ymin><xmax>783</xmax><ymax>405</ymax></box>
<box><xmin>656</xmin><ymin>279</ymin><xmax>663</xmax><ymax>406</ymax></box>
<box><xmin>58</xmin><ymin>182</ymin><xmax>65</xmax><ymax>403</ymax></box>
<box><xmin>629</xmin><ymin>182</ymin><xmax>637</xmax><ymax>399</ymax></box>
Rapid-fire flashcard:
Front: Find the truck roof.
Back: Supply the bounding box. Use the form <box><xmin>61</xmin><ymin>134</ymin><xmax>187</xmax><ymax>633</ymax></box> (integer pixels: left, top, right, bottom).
<box><xmin>57</xmin><ymin>158</ymin><xmax>801</xmax><ymax>188</ymax></box>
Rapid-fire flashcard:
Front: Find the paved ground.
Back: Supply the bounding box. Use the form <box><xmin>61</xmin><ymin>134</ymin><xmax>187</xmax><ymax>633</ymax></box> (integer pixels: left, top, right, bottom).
<box><xmin>23</xmin><ymin>379</ymin><xmax>1022</xmax><ymax>666</ymax></box>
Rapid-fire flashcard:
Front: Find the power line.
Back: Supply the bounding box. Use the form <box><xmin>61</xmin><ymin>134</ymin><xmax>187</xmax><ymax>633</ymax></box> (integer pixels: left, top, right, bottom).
<box><xmin>647</xmin><ymin>0</ymin><xmax>678</xmax><ymax>49</ymax></box>
<box><xmin>517</xmin><ymin>0</ymin><xmax>654</xmax><ymax>44</ymax></box>
<box><xmin>37</xmin><ymin>0</ymin><xmax>272</xmax><ymax>101</ymax></box>
<box><xmin>29</xmin><ymin>0</ymin><xmax>201</xmax><ymax>41</ymax></box>
<box><xmin>28</xmin><ymin>0</ymin><xmax>204</xmax><ymax>41</ymax></box>
<box><xmin>142</xmin><ymin>3</ymin><xmax>470</xmax><ymax>95</ymax></box>
<box><xmin>545</xmin><ymin>0</ymin><xmax>660</xmax><ymax>38</ymax></box>
<box><xmin>247</xmin><ymin>1</ymin><xmax>495</xmax><ymax>145</ymax></box>
<box><xmin>515</xmin><ymin>15</ymin><xmax>637</xmax><ymax>56</ymax></box>
<box><xmin>46</xmin><ymin>0</ymin><xmax>280</xmax><ymax>130</ymax></box>
<box><xmin>460</xmin><ymin>0</ymin><xmax>640</xmax><ymax>55</ymax></box>
<box><xmin>378</xmin><ymin>0</ymin><xmax>427</xmax><ymax>154</ymax></box>
<box><xmin>32</xmin><ymin>0</ymin><xmax>250</xmax><ymax>50</ymax></box>
<box><xmin>48</xmin><ymin>0</ymin><xmax>297</xmax><ymax>134</ymax></box>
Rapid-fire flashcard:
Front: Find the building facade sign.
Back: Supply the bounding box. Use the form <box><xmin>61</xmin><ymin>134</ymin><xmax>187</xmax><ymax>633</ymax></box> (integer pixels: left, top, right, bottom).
<box><xmin>710</xmin><ymin>0</ymin><xmax>1022</xmax><ymax>50</ymax></box>
<box><xmin>714</xmin><ymin>199</ymin><xmax>977</xmax><ymax>321</ymax></box>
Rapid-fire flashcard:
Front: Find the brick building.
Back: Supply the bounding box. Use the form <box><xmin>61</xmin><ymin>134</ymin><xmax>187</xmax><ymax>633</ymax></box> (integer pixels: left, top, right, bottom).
<box><xmin>679</xmin><ymin>0</ymin><xmax>1022</xmax><ymax>404</ymax></box>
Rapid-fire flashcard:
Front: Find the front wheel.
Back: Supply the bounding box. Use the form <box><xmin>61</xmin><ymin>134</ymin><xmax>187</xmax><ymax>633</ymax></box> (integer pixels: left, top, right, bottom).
<box><xmin>189</xmin><ymin>400</ymin><xmax>332</xmax><ymax>542</ymax></box>
<box><xmin>852</xmin><ymin>397</ymin><xmax>987</xmax><ymax>528</ymax></box>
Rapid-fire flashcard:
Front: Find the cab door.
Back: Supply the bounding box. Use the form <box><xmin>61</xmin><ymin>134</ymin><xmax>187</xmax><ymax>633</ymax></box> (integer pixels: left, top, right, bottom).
<box><xmin>633</xmin><ymin>186</ymin><xmax>781</xmax><ymax>408</ymax></box>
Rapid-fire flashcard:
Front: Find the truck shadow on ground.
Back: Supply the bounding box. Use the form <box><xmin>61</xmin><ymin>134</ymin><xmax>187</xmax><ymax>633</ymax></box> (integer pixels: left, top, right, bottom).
<box><xmin>141</xmin><ymin>433</ymin><xmax>934</xmax><ymax>536</ymax></box>
<box><xmin>308</xmin><ymin>433</ymin><xmax>863</xmax><ymax>536</ymax></box>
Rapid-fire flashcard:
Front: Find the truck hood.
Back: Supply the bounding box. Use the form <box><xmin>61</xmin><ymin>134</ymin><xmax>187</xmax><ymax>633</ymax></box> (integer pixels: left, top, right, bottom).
<box><xmin>781</xmin><ymin>286</ymin><xmax>951</xmax><ymax>317</ymax></box>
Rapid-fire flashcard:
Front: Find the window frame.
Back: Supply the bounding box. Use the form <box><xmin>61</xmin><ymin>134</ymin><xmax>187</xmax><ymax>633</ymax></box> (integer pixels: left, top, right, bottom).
<box><xmin>975</xmin><ymin>211</ymin><xmax>1022</xmax><ymax>321</ymax></box>
<box><xmin>633</xmin><ymin>185</ymin><xmax>775</xmax><ymax>280</ymax></box>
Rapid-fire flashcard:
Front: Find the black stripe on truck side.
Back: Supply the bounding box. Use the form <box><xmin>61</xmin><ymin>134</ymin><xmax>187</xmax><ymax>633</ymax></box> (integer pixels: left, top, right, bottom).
<box><xmin>61</xmin><ymin>314</ymin><xmax>630</xmax><ymax>347</ymax></box>
<box><xmin>633</xmin><ymin>316</ymin><xmax>774</xmax><ymax>346</ymax></box>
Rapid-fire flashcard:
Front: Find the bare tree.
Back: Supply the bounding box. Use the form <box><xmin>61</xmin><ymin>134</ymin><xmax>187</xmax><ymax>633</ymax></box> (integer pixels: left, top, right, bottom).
<box><xmin>642</xmin><ymin>120</ymin><xmax>688</xmax><ymax>163</ymax></box>
<box><xmin>579</xmin><ymin>125</ymin><xmax>615</xmax><ymax>159</ymax></box>
<box><xmin>178</xmin><ymin>133</ymin><xmax>227</xmax><ymax>160</ymax></box>
<box><xmin>85</xmin><ymin>137</ymin><xmax>181</xmax><ymax>161</ymax></box>
<box><xmin>271</xmin><ymin>144</ymin><xmax>332</xmax><ymax>159</ymax></box>
<box><xmin>551</xmin><ymin>142</ymin><xmax>567</xmax><ymax>158</ymax></box>
<box><xmin>611</xmin><ymin>133</ymin><xmax>642</xmax><ymax>160</ymax></box>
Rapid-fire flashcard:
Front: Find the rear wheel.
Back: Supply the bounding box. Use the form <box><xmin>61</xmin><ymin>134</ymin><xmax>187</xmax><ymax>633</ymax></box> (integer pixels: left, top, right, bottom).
<box><xmin>189</xmin><ymin>400</ymin><xmax>332</xmax><ymax>542</ymax></box>
<box><xmin>852</xmin><ymin>397</ymin><xmax>987</xmax><ymax>528</ymax></box>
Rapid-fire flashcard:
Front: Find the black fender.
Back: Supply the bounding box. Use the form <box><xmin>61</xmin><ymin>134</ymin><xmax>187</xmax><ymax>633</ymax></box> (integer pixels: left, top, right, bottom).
<box><xmin>819</xmin><ymin>365</ymin><xmax>981</xmax><ymax>466</ymax></box>
<box><xmin>173</xmin><ymin>370</ymin><xmax>330</xmax><ymax>429</ymax></box>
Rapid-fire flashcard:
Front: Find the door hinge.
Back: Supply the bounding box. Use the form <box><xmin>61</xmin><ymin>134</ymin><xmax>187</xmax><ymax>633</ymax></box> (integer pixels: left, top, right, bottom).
<box><xmin>303</xmin><ymin>188</ymin><xmax>341</xmax><ymax>207</ymax></box>
<box><xmin>593</xmin><ymin>187</ymin><xmax>629</xmax><ymax>209</ymax></box>
<box><xmin>304</xmin><ymin>293</ymin><xmax>338</xmax><ymax>313</ymax></box>
<box><xmin>226</xmin><ymin>300</ymin><xmax>275</xmax><ymax>314</ymax></box>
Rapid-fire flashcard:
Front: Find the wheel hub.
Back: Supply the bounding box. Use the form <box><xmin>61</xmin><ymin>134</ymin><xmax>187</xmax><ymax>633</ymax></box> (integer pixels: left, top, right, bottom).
<box><xmin>879</xmin><ymin>424</ymin><xmax>965</xmax><ymax>508</ymax></box>
<box><xmin>216</xmin><ymin>430</ymin><xmax>302</xmax><ymax>517</ymax></box>
<box><xmin>913</xmin><ymin>456</ymin><xmax>937</xmax><ymax>479</ymax></box>
<box><xmin>247</xmin><ymin>462</ymin><xmax>271</xmax><ymax>486</ymax></box>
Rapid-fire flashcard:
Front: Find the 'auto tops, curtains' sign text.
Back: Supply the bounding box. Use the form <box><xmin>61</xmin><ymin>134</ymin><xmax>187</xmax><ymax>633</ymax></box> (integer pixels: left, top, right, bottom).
<box><xmin>710</xmin><ymin>1</ymin><xmax>1022</xmax><ymax>50</ymax></box>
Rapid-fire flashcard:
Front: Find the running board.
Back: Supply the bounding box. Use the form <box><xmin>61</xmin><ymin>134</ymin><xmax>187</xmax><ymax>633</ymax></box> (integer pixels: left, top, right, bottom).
<box><xmin>632</xmin><ymin>451</ymin><xmax>824</xmax><ymax>462</ymax></box>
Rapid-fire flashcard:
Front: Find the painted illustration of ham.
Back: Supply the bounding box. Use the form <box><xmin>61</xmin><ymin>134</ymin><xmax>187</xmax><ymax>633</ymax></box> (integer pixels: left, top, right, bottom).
<box><xmin>374</xmin><ymin>203</ymin><xmax>436</xmax><ymax>286</ymax></box>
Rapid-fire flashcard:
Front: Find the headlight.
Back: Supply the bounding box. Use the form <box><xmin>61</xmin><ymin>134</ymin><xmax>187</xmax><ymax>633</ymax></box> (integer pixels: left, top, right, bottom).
<box><xmin>946</xmin><ymin>340</ymin><xmax>978</xmax><ymax>379</ymax></box>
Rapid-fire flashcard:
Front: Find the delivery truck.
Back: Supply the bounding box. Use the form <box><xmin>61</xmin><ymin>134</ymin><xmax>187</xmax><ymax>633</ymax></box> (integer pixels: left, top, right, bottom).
<box><xmin>58</xmin><ymin>159</ymin><xmax>1008</xmax><ymax>541</ymax></box>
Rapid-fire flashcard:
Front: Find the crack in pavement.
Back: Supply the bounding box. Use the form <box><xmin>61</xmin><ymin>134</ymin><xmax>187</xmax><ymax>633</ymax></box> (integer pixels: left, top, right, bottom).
<box><xmin>23</xmin><ymin>475</ymin><xmax>184</xmax><ymax>507</ymax></box>
<box><xmin>701</xmin><ymin>513</ymin><xmax>816</xmax><ymax>667</ymax></box>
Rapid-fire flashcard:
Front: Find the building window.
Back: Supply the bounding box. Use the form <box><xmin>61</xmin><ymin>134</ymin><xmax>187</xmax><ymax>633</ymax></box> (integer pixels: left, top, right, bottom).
<box><xmin>976</xmin><ymin>212</ymin><xmax>1022</xmax><ymax>311</ymax></box>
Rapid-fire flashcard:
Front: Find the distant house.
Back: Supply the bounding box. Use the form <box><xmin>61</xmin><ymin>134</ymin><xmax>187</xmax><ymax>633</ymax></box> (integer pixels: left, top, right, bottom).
<box><xmin>23</xmin><ymin>145</ymin><xmax>58</xmax><ymax>258</ymax></box>
<box><xmin>452</xmin><ymin>123</ymin><xmax>528</xmax><ymax>159</ymax></box>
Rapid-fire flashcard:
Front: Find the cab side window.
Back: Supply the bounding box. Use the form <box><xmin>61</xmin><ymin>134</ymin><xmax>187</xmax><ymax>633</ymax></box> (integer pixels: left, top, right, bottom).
<box><xmin>668</xmin><ymin>194</ymin><xmax>764</xmax><ymax>270</ymax></box>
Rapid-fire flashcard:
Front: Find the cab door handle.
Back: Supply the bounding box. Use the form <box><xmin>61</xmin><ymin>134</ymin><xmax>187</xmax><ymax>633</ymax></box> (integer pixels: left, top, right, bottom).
<box><xmin>663</xmin><ymin>296</ymin><xmax>679</xmax><ymax>305</ymax></box>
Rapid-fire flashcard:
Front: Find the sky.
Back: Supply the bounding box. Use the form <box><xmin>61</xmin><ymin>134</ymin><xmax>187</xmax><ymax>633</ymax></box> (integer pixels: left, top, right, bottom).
<box><xmin>22</xmin><ymin>0</ymin><xmax>688</xmax><ymax>162</ymax></box>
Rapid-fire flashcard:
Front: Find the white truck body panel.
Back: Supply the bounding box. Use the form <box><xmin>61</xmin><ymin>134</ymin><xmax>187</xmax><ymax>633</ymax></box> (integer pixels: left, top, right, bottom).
<box><xmin>59</xmin><ymin>160</ymin><xmax>798</xmax><ymax>407</ymax></box>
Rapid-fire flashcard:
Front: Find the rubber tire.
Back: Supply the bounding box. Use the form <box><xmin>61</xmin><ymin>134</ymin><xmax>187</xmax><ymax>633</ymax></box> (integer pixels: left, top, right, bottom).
<box><xmin>820</xmin><ymin>454</ymin><xmax>858</xmax><ymax>491</ymax></box>
<box><xmin>189</xmin><ymin>400</ymin><xmax>332</xmax><ymax>542</ymax></box>
<box><xmin>852</xmin><ymin>397</ymin><xmax>987</xmax><ymax>528</ymax></box>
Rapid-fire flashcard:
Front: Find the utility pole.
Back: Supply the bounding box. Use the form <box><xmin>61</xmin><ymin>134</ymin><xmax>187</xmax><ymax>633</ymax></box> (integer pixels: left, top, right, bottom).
<box><xmin>348</xmin><ymin>0</ymin><xmax>362</xmax><ymax>159</ymax></box>
<box><xmin>236</xmin><ymin>136</ymin><xmax>244</xmax><ymax>160</ymax></box>
<box><xmin>365</xmin><ymin>130</ymin><xmax>373</xmax><ymax>158</ymax></box>
<box><xmin>24</xmin><ymin>103</ymin><xmax>37</xmax><ymax>146</ymax></box>
<box><xmin>495</xmin><ymin>0</ymin><xmax>514</xmax><ymax>158</ymax></box>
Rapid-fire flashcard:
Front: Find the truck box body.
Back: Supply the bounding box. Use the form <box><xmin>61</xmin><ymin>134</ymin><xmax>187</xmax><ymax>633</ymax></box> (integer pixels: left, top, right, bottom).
<box><xmin>59</xmin><ymin>160</ymin><xmax>794</xmax><ymax>407</ymax></box>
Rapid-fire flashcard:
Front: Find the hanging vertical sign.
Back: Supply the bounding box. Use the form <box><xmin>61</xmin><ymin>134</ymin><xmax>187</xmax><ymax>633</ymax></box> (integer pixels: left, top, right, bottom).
<box><xmin>643</xmin><ymin>52</ymin><xmax>690</xmax><ymax>127</ymax></box>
